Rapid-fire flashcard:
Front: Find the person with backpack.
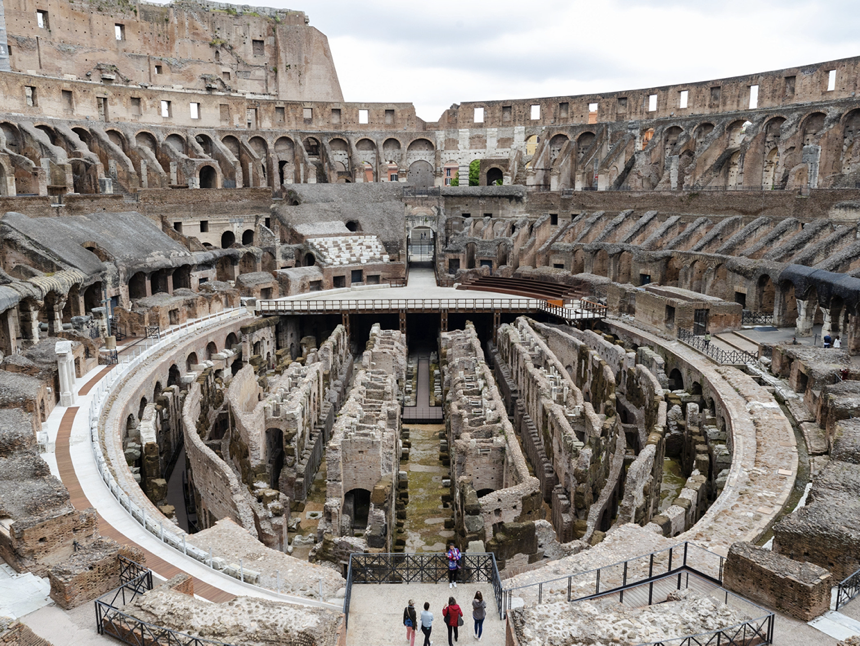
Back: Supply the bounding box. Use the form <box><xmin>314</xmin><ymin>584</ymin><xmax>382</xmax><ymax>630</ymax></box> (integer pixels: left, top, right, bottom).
<box><xmin>420</xmin><ymin>601</ymin><xmax>433</xmax><ymax>646</ymax></box>
<box><xmin>446</xmin><ymin>543</ymin><xmax>461</xmax><ymax>588</ymax></box>
<box><xmin>472</xmin><ymin>591</ymin><xmax>486</xmax><ymax>641</ymax></box>
<box><xmin>442</xmin><ymin>596</ymin><xmax>463</xmax><ymax>646</ymax></box>
<box><xmin>403</xmin><ymin>599</ymin><xmax>417</xmax><ymax>646</ymax></box>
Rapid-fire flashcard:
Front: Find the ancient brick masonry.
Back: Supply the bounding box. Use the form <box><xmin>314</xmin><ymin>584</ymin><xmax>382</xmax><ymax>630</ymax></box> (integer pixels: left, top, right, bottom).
<box><xmin>723</xmin><ymin>542</ymin><xmax>832</xmax><ymax>621</ymax></box>
<box><xmin>440</xmin><ymin>322</ymin><xmax>541</xmax><ymax>570</ymax></box>
<box><xmin>320</xmin><ymin>324</ymin><xmax>405</xmax><ymax>551</ymax></box>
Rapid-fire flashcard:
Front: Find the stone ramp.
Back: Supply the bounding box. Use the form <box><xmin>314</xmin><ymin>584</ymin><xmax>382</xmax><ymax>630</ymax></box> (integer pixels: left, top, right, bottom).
<box><xmin>347</xmin><ymin>582</ymin><xmax>503</xmax><ymax>646</ymax></box>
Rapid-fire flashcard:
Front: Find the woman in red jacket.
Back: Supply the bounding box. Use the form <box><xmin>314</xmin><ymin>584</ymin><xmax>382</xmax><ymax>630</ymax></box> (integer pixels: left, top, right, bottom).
<box><xmin>442</xmin><ymin>596</ymin><xmax>462</xmax><ymax>646</ymax></box>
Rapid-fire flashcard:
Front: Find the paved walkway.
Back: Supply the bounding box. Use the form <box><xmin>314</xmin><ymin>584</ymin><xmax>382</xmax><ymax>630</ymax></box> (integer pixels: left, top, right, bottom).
<box><xmin>348</xmin><ymin>582</ymin><xmax>503</xmax><ymax>646</ymax></box>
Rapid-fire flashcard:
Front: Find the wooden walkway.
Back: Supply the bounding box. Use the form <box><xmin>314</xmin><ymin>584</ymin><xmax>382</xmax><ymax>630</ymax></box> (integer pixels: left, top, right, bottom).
<box><xmin>55</xmin><ymin>371</ymin><xmax>235</xmax><ymax>603</ymax></box>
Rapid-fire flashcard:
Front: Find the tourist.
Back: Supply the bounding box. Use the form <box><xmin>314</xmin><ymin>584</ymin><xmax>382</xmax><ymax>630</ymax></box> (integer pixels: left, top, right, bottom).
<box><xmin>442</xmin><ymin>596</ymin><xmax>463</xmax><ymax>646</ymax></box>
<box><xmin>824</xmin><ymin>333</ymin><xmax>832</xmax><ymax>348</ymax></box>
<box><xmin>703</xmin><ymin>332</ymin><xmax>711</xmax><ymax>350</ymax></box>
<box><xmin>404</xmin><ymin>599</ymin><xmax>417</xmax><ymax>646</ymax></box>
<box><xmin>835</xmin><ymin>336</ymin><xmax>842</xmax><ymax>348</ymax></box>
<box><xmin>446</xmin><ymin>543</ymin><xmax>461</xmax><ymax>588</ymax></box>
<box><xmin>420</xmin><ymin>601</ymin><xmax>433</xmax><ymax>646</ymax></box>
<box><xmin>472</xmin><ymin>591</ymin><xmax>486</xmax><ymax>641</ymax></box>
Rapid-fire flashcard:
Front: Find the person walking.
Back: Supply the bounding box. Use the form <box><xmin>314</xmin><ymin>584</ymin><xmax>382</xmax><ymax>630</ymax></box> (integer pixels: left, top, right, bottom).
<box><xmin>472</xmin><ymin>591</ymin><xmax>486</xmax><ymax>641</ymax></box>
<box><xmin>404</xmin><ymin>599</ymin><xmax>417</xmax><ymax>646</ymax></box>
<box><xmin>442</xmin><ymin>596</ymin><xmax>463</xmax><ymax>646</ymax></box>
<box><xmin>446</xmin><ymin>543</ymin><xmax>461</xmax><ymax>588</ymax></box>
<box><xmin>703</xmin><ymin>332</ymin><xmax>711</xmax><ymax>351</ymax></box>
<box><xmin>420</xmin><ymin>601</ymin><xmax>433</xmax><ymax>646</ymax></box>
<box><xmin>834</xmin><ymin>335</ymin><xmax>842</xmax><ymax>348</ymax></box>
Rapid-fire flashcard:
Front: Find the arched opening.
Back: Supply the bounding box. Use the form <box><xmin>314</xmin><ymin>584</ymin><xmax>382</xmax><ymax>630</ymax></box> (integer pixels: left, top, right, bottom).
<box><xmin>304</xmin><ymin>252</ymin><xmax>316</xmax><ymax>267</ymax></box>
<box><xmin>173</xmin><ymin>266</ymin><xmax>191</xmax><ymax>290</ymax></box>
<box><xmin>407</xmin><ymin>160</ymin><xmax>434</xmax><ymax>187</ymax></box>
<box><xmin>199</xmin><ymin>165</ymin><xmax>217</xmax><ymax>189</ymax></box>
<box><xmin>166</xmin><ymin>134</ymin><xmax>185</xmax><ymax>153</ymax></box>
<box><xmin>757</xmin><ymin>274</ymin><xmax>775</xmax><ymax>314</ymax></box>
<box><xmin>153</xmin><ymin>381</ymin><xmax>163</xmax><ymax>400</ymax></box>
<box><xmin>186</xmin><ymin>352</ymin><xmax>198</xmax><ymax>372</ymax></box>
<box><xmin>486</xmin><ymin>167</ymin><xmax>503</xmax><ymax>186</ymax></box>
<box><xmin>303</xmin><ymin>137</ymin><xmax>320</xmax><ymax>157</ymax></box>
<box><xmin>128</xmin><ymin>272</ymin><xmax>147</xmax><ymax>300</ymax></box>
<box><xmin>83</xmin><ymin>282</ymin><xmax>102</xmax><ymax>313</ymax></box>
<box><xmin>239</xmin><ymin>253</ymin><xmax>257</xmax><ymax>274</ymax></box>
<box><xmin>206</xmin><ymin>341</ymin><xmax>218</xmax><ymax>359</ymax></box>
<box><xmin>225</xmin><ymin>333</ymin><xmax>238</xmax><ymax>350</ymax></box>
<box><xmin>138</xmin><ymin>396</ymin><xmax>148</xmax><ymax>420</ymax></box>
<box><xmin>253</xmin><ymin>340</ymin><xmax>261</xmax><ymax>356</ymax></box>
<box><xmin>641</xmin><ymin>129</ymin><xmax>655</xmax><ymax>150</ymax></box>
<box><xmin>668</xmin><ymin>368</ymin><xmax>684</xmax><ymax>391</ymax></box>
<box><xmin>261</xmin><ymin>251</ymin><xmax>276</xmax><ymax>273</ymax></box>
<box><xmin>593</xmin><ymin>249</ymin><xmax>609</xmax><ymax>277</ymax></box>
<box><xmin>242</xmin><ymin>229</ymin><xmax>254</xmax><ymax>246</ymax></box>
<box><xmin>344</xmin><ymin>488</ymin><xmax>371</xmax><ymax>533</ymax></box>
<box><xmin>346</xmin><ymin>220</ymin><xmax>361</xmax><ymax>232</ymax></box>
<box><xmin>617</xmin><ymin>251</ymin><xmax>633</xmax><ymax>285</ymax></box>
<box><xmin>167</xmin><ymin>364</ymin><xmax>180</xmax><ymax>387</ymax></box>
<box><xmin>664</xmin><ymin>256</ymin><xmax>681</xmax><ymax>287</ymax></box>
<box><xmin>221</xmin><ymin>230</ymin><xmax>236</xmax><ymax>249</ymax></box>
<box><xmin>150</xmin><ymin>269</ymin><xmax>170</xmax><ymax>294</ymax></box>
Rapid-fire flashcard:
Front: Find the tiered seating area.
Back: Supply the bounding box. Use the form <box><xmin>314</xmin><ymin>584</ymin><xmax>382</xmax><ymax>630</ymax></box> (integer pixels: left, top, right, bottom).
<box><xmin>458</xmin><ymin>275</ymin><xmax>584</xmax><ymax>301</ymax></box>
<box><xmin>308</xmin><ymin>235</ymin><xmax>390</xmax><ymax>266</ymax></box>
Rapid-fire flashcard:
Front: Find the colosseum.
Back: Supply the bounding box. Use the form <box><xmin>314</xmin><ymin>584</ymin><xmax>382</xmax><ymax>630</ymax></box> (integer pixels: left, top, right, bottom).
<box><xmin>0</xmin><ymin>1</ymin><xmax>859</xmax><ymax>645</ymax></box>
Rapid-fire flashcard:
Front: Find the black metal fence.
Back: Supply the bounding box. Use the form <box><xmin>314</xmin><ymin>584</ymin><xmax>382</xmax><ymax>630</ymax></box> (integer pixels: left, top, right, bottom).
<box><xmin>678</xmin><ymin>328</ymin><xmax>757</xmax><ymax>365</ymax></box>
<box><xmin>836</xmin><ymin>565</ymin><xmax>860</xmax><ymax>610</ymax></box>
<box><xmin>742</xmin><ymin>310</ymin><xmax>774</xmax><ymax>326</ymax></box>
<box><xmin>95</xmin><ymin>557</ymin><xmax>233</xmax><ymax>646</ymax></box>
<box><xmin>344</xmin><ymin>552</ymin><xmax>503</xmax><ymax>629</ymax></box>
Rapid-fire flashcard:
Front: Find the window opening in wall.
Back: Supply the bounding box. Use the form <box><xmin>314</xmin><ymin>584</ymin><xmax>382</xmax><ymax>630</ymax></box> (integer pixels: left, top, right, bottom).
<box><xmin>709</xmin><ymin>86</ymin><xmax>721</xmax><ymax>107</ymax></box>
<box><xmin>462</xmin><ymin>213</ymin><xmax>471</xmax><ymax>218</ymax></box>
<box><xmin>24</xmin><ymin>86</ymin><xmax>36</xmax><ymax>107</ymax></box>
<box><xmin>115</xmin><ymin>24</ymin><xmax>125</xmax><ymax>40</ymax></box>
<box><xmin>474</xmin><ymin>107</ymin><xmax>484</xmax><ymax>123</ymax></box>
<box><xmin>219</xmin><ymin>104</ymin><xmax>229</xmax><ymax>124</ymax></box>
<box><xmin>331</xmin><ymin>108</ymin><xmax>341</xmax><ymax>124</ymax></box>
<box><xmin>648</xmin><ymin>94</ymin><xmax>657</xmax><ymax>112</ymax></box>
<box><xmin>303</xmin><ymin>107</ymin><xmax>313</xmax><ymax>121</ymax></box>
<box><xmin>222</xmin><ymin>71</ymin><xmax>230</xmax><ymax>81</ymax></box>
<box><xmin>173</xmin><ymin>222</ymin><xmax>182</xmax><ymax>233</ymax></box>
<box><xmin>448</xmin><ymin>259</ymin><xmax>460</xmax><ymax>273</ymax></box>
<box><xmin>484</xmin><ymin>213</ymin><xmax>492</xmax><ymax>218</ymax></box>
<box><xmin>640</xmin><ymin>274</ymin><xmax>651</xmax><ymax>286</ymax></box>
<box><xmin>734</xmin><ymin>291</ymin><xmax>747</xmax><ymax>309</ymax></box>
<box><xmin>160</xmin><ymin>100</ymin><xmax>171</xmax><ymax>118</ymax></box>
<box><xmin>265</xmin><ymin>217</ymin><xmax>271</xmax><ymax>229</ymax></box>
<box><xmin>749</xmin><ymin>84</ymin><xmax>759</xmax><ymax>109</ymax></box>
<box><xmin>275</xmin><ymin>106</ymin><xmax>285</xmax><ymax>123</ymax></box>
<box><xmin>550</xmin><ymin>213</ymin><xmax>558</xmax><ymax>225</ymax></box>
<box><xmin>190</xmin><ymin>102</ymin><xmax>200</xmax><ymax>119</ymax></box>
<box><xmin>588</xmin><ymin>102</ymin><xmax>598</xmax><ymax>123</ymax></box>
<box><xmin>131</xmin><ymin>97</ymin><xmax>141</xmax><ymax>116</ymax></box>
<box><xmin>200</xmin><ymin>220</ymin><xmax>209</xmax><ymax>233</ymax></box>
<box><xmin>559</xmin><ymin>102</ymin><xmax>569</xmax><ymax>118</ymax></box>
<box><xmin>252</xmin><ymin>39</ymin><xmax>264</xmax><ymax>56</ymax></box>
<box><xmin>784</xmin><ymin>76</ymin><xmax>796</xmax><ymax>99</ymax></box>
<box><xmin>617</xmin><ymin>97</ymin><xmax>627</xmax><ymax>111</ymax></box>
<box><xmin>246</xmin><ymin>108</ymin><xmax>257</xmax><ymax>129</ymax></box>
<box><xmin>827</xmin><ymin>69</ymin><xmax>836</xmax><ymax>92</ymax></box>
<box><xmin>97</xmin><ymin>96</ymin><xmax>108</xmax><ymax>121</ymax></box>
<box><xmin>62</xmin><ymin>90</ymin><xmax>73</xmax><ymax>112</ymax></box>
<box><xmin>530</xmin><ymin>104</ymin><xmax>540</xmax><ymax>120</ymax></box>
<box><xmin>665</xmin><ymin>305</ymin><xmax>675</xmax><ymax>328</ymax></box>
<box><xmin>359</xmin><ymin>109</ymin><xmax>369</xmax><ymax>124</ymax></box>
<box><xmin>502</xmin><ymin>105</ymin><xmax>512</xmax><ymax>121</ymax></box>
<box><xmin>214</xmin><ymin>49</ymin><xmax>220</xmax><ymax>62</ymax></box>
<box><xmin>154</xmin><ymin>65</ymin><xmax>162</xmax><ymax>75</ymax></box>
<box><xmin>553</xmin><ymin>263</ymin><xmax>564</xmax><ymax>269</ymax></box>
<box><xmin>588</xmin><ymin>102</ymin><xmax>598</xmax><ymax>113</ymax></box>
<box><xmin>351</xmin><ymin>269</ymin><xmax>363</xmax><ymax>284</ymax></box>
<box><xmin>679</xmin><ymin>90</ymin><xmax>688</xmax><ymax>109</ymax></box>
<box><xmin>36</xmin><ymin>10</ymin><xmax>49</xmax><ymax>29</ymax></box>
<box><xmin>333</xmin><ymin>276</ymin><xmax>345</xmax><ymax>289</ymax></box>
<box><xmin>385</xmin><ymin>109</ymin><xmax>394</xmax><ymax>125</ymax></box>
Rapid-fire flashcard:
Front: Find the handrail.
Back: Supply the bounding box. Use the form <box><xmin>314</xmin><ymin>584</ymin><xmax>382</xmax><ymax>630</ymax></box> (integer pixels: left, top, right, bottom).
<box><xmin>85</xmin><ymin>306</ymin><xmax>342</xmax><ymax>610</ymax></box>
<box><xmin>836</xmin><ymin>564</ymin><xmax>860</xmax><ymax>610</ymax></box>
<box><xmin>677</xmin><ymin>327</ymin><xmax>758</xmax><ymax>365</ymax></box>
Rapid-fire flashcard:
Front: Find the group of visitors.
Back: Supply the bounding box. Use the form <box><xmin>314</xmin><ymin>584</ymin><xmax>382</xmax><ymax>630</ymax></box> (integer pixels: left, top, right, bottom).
<box><xmin>823</xmin><ymin>334</ymin><xmax>842</xmax><ymax>348</ymax></box>
<box><xmin>403</xmin><ymin>592</ymin><xmax>487</xmax><ymax>646</ymax></box>
<box><xmin>401</xmin><ymin>544</ymin><xmax>487</xmax><ymax>646</ymax></box>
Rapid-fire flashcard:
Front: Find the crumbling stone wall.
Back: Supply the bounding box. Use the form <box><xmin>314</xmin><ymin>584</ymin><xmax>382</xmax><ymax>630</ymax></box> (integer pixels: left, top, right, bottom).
<box><xmin>440</xmin><ymin>322</ymin><xmax>541</xmax><ymax>568</ymax></box>
<box><xmin>320</xmin><ymin>324</ymin><xmax>404</xmax><ymax>552</ymax></box>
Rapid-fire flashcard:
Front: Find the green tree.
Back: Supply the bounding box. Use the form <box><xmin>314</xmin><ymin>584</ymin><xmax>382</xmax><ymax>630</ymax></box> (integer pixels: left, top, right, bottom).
<box><xmin>449</xmin><ymin>159</ymin><xmax>481</xmax><ymax>186</ymax></box>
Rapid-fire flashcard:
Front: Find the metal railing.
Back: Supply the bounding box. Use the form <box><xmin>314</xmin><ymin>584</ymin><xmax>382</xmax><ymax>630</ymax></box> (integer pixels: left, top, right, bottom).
<box><xmin>836</xmin><ymin>565</ymin><xmax>860</xmax><ymax>610</ymax></box>
<box><xmin>742</xmin><ymin>310</ymin><xmax>774</xmax><ymax>326</ymax></box>
<box><xmin>258</xmin><ymin>297</ymin><xmax>543</xmax><ymax>314</ymax></box>
<box><xmin>344</xmin><ymin>552</ymin><xmax>503</xmax><ymax>629</ymax></box>
<box><xmin>678</xmin><ymin>327</ymin><xmax>758</xmax><ymax>365</ymax></box>
<box><xmin>95</xmin><ymin>558</ymin><xmax>233</xmax><ymax>646</ymax></box>
<box><xmin>501</xmin><ymin>542</ymin><xmax>724</xmax><ymax>615</ymax></box>
<box><xmin>539</xmin><ymin>298</ymin><xmax>607</xmax><ymax>321</ymax></box>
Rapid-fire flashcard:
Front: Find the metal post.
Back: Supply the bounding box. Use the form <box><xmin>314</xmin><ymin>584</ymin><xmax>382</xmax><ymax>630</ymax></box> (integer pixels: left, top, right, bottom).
<box><xmin>623</xmin><ymin>561</ymin><xmax>627</xmax><ymax>586</ymax></box>
<box><xmin>683</xmin><ymin>542</ymin><xmax>688</xmax><ymax>567</ymax></box>
<box><xmin>567</xmin><ymin>576</ymin><xmax>571</xmax><ymax>602</ymax></box>
<box><xmin>649</xmin><ymin>553</ymin><xmax>654</xmax><ymax>578</ymax></box>
<box><xmin>595</xmin><ymin>569</ymin><xmax>600</xmax><ymax>595</ymax></box>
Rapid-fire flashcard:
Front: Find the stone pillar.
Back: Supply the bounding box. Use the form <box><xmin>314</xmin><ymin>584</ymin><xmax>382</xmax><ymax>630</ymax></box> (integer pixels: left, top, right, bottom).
<box><xmin>91</xmin><ymin>306</ymin><xmax>108</xmax><ymax>337</ymax></box>
<box><xmin>802</xmin><ymin>145</ymin><xmax>821</xmax><ymax>189</ymax></box>
<box><xmin>820</xmin><ymin>308</ymin><xmax>832</xmax><ymax>340</ymax></box>
<box><xmin>56</xmin><ymin>341</ymin><xmax>77</xmax><ymax>407</ymax></box>
<box><xmin>21</xmin><ymin>305</ymin><xmax>40</xmax><ymax>341</ymax></box>
<box><xmin>48</xmin><ymin>298</ymin><xmax>66</xmax><ymax>335</ymax></box>
<box><xmin>795</xmin><ymin>299</ymin><xmax>814</xmax><ymax>337</ymax></box>
<box><xmin>0</xmin><ymin>0</ymin><xmax>9</xmax><ymax>72</ymax></box>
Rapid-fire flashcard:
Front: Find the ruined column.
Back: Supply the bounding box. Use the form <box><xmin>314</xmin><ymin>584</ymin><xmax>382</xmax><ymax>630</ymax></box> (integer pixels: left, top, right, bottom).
<box><xmin>0</xmin><ymin>0</ymin><xmax>10</xmax><ymax>72</ymax></box>
<box><xmin>795</xmin><ymin>300</ymin><xmax>814</xmax><ymax>337</ymax></box>
<box><xmin>21</xmin><ymin>304</ymin><xmax>40</xmax><ymax>342</ymax></box>
<box><xmin>55</xmin><ymin>341</ymin><xmax>76</xmax><ymax>407</ymax></box>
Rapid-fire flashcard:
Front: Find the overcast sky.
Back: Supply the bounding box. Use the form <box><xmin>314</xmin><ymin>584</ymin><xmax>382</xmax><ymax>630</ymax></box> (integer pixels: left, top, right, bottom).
<box><xmin>244</xmin><ymin>0</ymin><xmax>859</xmax><ymax>121</ymax></box>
